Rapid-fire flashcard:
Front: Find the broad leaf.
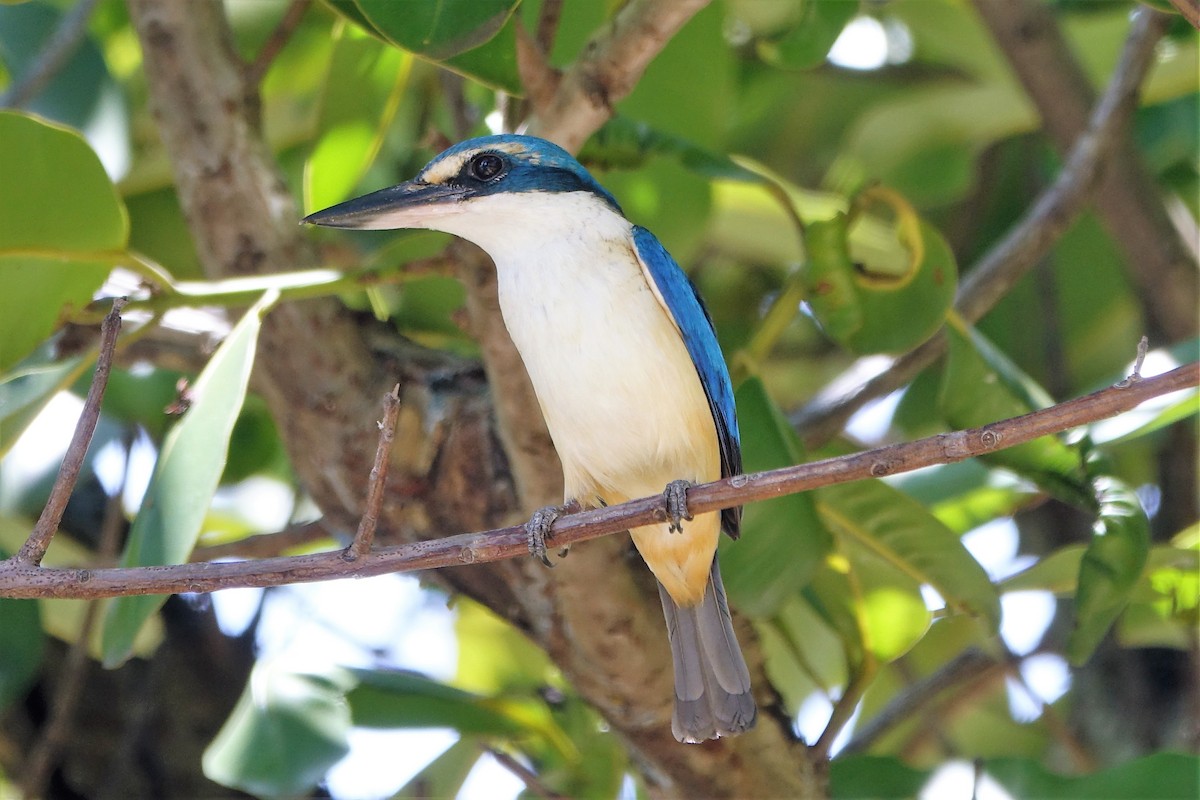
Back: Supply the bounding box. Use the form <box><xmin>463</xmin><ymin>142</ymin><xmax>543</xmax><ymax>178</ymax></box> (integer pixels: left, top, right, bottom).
<box><xmin>0</xmin><ymin>112</ymin><xmax>127</xmax><ymax>371</ymax></box>
<box><xmin>304</xmin><ymin>23</ymin><xmax>411</xmax><ymax>213</ymax></box>
<box><xmin>818</xmin><ymin>465</ymin><xmax>1002</xmax><ymax>631</ymax></box>
<box><xmin>203</xmin><ymin>664</ymin><xmax>351</xmax><ymax>798</ymax></box>
<box><xmin>0</xmin><ymin>348</ymin><xmax>89</xmax><ymax>458</ymax></box>
<box><xmin>100</xmin><ymin>290</ymin><xmax>278</xmax><ymax>667</ymax></box>
<box><xmin>800</xmin><ymin>195</ymin><xmax>957</xmax><ymax>355</ymax></box>
<box><xmin>758</xmin><ymin>0</ymin><xmax>859</xmax><ymax>70</ymax></box>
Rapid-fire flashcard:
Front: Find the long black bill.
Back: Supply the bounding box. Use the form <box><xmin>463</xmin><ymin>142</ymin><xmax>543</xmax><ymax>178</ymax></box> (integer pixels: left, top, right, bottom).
<box><xmin>302</xmin><ymin>181</ymin><xmax>467</xmax><ymax>230</ymax></box>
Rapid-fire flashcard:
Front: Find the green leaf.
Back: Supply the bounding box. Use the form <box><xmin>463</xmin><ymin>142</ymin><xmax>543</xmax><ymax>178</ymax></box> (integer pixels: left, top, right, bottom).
<box><xmin>394</xmin><ymin>737</ymin><xmax>481</xmax><ymax>800</ymax></box>
<box><xmin>818</xmin><ymin>458</ymin><xmax>1002</xmax><ymax>631</ymax></box>
<box><xmin>759</xmin><ymin>0</ymin><xmax>859</xmax><ymax>70</ymax></box>
<box><xmin>203</xmin><ymin>664</ymin><xmax>351</xmax><ymax>798</ymax></box>
<box><xmin>799</xmin><ymin>196</ymin><xmax>957</xmax><ymax>355</ymax></box>
<box><xmin>939</xmin><ymin>323</ymin><xmax>1092</xmax><ymax>507</ymax></box>
<box><xmin>830</xmin><ymin>754</ymin><xmax>930</xmax><ymax>799</ymax></box>
<box><xmin>0</xmin><ymin>112</ymin><xmax>127</xmax><ymax>371</ymax></box>
<box><xmin>100</xmin><ymin>290</ymin><xmax>278</xmax><ymax>667</ymax></box>
<box><xmin>986</xmin><ymin>752</ymin><xmax>1199</xmax><ymax>800</ymax></box>
<box><xmin>352</xmin><ymin>0</ymin><xmax>517</xmax><ymax>60</ymax></box>
<box><xmin>1067</xmin><ymin>476</ymin><xmax>1151</xmax><ymax>665</ymax></box>
<box><xmin>342</xmin><ymin>0</ymin><xmax>521</xmax><ymax>91</ymax></box>
<box><xmin>454</xmin><ymin>599</ymin><xmax>554</xmax><ymax>695</ymax></box>
<box><xmin>720</xmin><ymin>377</ymin><xmax>830</xmax><ymax>616</ymax></box>
<box><xmin>345</xmin><ymin>668</ymin><xmax>574</xmax><ymax>760</ymax></box>
<box><xmin>0</xmin><ymin>348</ymin><xmax>90</xmax><ymax>458</ymax></box>
<box><xmin>304</xmin><ymin>24</ymin><xmax>410</xmax><ymax>213</ymax></box>
<box><xmin>0</xmin><ymin>594</ymin><xmax>43</xmax><ymax>709</ymax></box>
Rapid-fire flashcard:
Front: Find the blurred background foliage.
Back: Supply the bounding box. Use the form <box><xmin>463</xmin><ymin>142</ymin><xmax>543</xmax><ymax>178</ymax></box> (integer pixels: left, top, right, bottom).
<box><xmin>0</xmin><ymin>0</ymin><xmax>1197</xmax><ymax>798</ymax></box>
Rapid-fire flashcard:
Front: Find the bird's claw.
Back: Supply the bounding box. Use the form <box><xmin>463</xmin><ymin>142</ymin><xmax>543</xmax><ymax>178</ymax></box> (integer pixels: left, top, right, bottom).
<box><xmin>525</xmin><ymin>505</ymin><xmax>563</xmax><ymax>568</ymax></box>
<box><xmin>664</xmin><ymin>480</ymin><xmax>694</xmax><ymax>534</ymax></box>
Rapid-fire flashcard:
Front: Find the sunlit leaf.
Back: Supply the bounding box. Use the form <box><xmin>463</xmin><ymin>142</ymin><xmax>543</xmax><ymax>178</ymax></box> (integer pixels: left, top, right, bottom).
<box><xmin>304</xmin><ymin>23</ymin><xmax>411</xmax><ymax>212</ymax></box>
<box><xmin>0</xmin><ymin>348</ymin><xmax>89</xmax><ymax>458</ymax></box>
<box><xmin>203</xmin><ymin>664</ymin><xmax>351</xmax><ymax>798</ymax></box>
<box><xmin>100</xmin><ymin>290</ymin><xmax>278</xmax><ymax>667</ymax></box>
<box><xmin>0</xmin><ymin>112</ymin><xmax>127</xmax><ymax>371</ymax></box>
<box><xmin>818</xmin><ymin>464</ymin><xmax>1002</xmax><ymax>631</ymax></box>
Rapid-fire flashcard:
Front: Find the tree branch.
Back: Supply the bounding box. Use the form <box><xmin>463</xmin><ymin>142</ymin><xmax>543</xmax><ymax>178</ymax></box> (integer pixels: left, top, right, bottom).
<box><xmin>526</xmin><ymin>0</ymin><xmax>711</xmax><ymax>151</ymax></box>
<box><xmin>973</xmin><ymin>1</ymin><xmax>1196</xmax><ymax>341</ymax></box>
<box><xmin>793</xmin><ymin>7</ymin><xmax>1171</xmax><ymax>444</ymax></box>
<box><xmin>3</xmin><ymin>362</ymin><xmax>1193</xmax><ymax>600</ymax></box>
<box><xmin>15</xmin><ymin>299</ymin><xmax>125</xmax><ymax>565</ymax></box>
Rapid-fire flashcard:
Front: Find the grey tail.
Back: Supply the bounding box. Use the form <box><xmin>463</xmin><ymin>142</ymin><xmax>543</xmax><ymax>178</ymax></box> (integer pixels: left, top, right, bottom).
<box><xmin>658</xmin><ymin>557</ymin><xmax>757</xmax><ymax>743</ymax></box>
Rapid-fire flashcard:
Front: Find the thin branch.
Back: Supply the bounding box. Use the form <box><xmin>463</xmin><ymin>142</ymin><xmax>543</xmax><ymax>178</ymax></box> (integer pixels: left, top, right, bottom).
<box><xmin>973</xmin><ymin>1</ymin><xmax>1195</xmax><ymax>341</ymax></box>
<box><xmin>344</xmin><ymin>386</ymin><xmax>401</xmax><ymax>561</ymax></box>
<box><xmin>243</xmin><ymin>0</ymin><xmax>309</xmax><ymax>86</ymax></box>
<box><xmin>1</xmin><ymin>362</ymin><xmax>1193</xmax><ymax>600</ymax></box>
<box><xmin>0</xmin><ymin>0</ymin><xmax>101</xmax><ymax>108</ymax></box>
<box><xmin>840</xmin><ymin>649</ymin><xmax>999</xmax><ymax>756</ymax></box>
<box><xmin>15</xmin><ymin>299</ymin><xmax>125</xmax><ymax>565</ymax></box>
<box><xmin>527</xmin><ymin>0</ymin><xmax>711</xmax><ymax>151</ymax></box>
<box><xmin>792</xmin><ymin>7</ymin><xmax>1170</xmax><ymax>445</ymax></box>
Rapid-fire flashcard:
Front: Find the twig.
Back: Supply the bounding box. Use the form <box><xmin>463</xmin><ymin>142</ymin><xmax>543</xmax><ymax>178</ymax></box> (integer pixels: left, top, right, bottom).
<box><xmin>0</xmin><ymin>0</ymin><xmax>101</xmax><ymax>108</ymax></box>
<box><xmin>485</xmin><ymin>748</ymin><xmax>564</xmax><ymax>800</ymax></box>
<box><xmin>1116</xmin><ymin>335</ymin><xmax>1151</xmax><ymax>388</ymax></box>
<box><xmin>15</xmin><ymin>299</ymin><xmax>125</xmax><ymax>565</ymax></box>
<box><xmin>243</xmin><ymin>0</ymin><xmax>309</xmax><ymax>86</ymax></box>
<box><xmin>0</xmin><ymin>362</ymin><xmax>1192</xmax><ymax>600</ymax></box>
<box><xmin>344</xmin><ymin>386</ymin><xmax>401</xmax><ymax>561</ymax></box>
<box><xmin>792</xmin><ymin>8</ymin><xmax>1170</xmax><ymax>445</ymax></box>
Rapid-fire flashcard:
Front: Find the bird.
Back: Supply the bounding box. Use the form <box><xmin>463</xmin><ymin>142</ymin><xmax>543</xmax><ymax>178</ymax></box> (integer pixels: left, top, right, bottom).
<box><xmin>303</xmin><ymin>134</ymin><xmax>755</xmax><ymax>743</ymax></box>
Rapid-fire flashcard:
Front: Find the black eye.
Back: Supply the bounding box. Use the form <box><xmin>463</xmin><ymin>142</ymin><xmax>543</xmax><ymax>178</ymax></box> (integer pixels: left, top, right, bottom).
<box><xmin>468</xmin><ymin>153</ymin><xmax>504</xmax><ymax>181</ymax></box>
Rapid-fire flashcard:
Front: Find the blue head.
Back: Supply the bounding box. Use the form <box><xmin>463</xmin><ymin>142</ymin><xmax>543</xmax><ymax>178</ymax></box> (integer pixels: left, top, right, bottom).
<box><xmin>303</xmin><ymin>135</ymin><xmax>622</xmax><ymax>240</ymax></box>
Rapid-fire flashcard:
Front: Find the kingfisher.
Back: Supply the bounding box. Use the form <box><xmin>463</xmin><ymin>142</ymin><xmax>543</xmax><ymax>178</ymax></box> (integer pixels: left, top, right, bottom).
<box><xmin>304</xmin><ymin>134</ymin><xmax>755</xmax><ymax>742</ymax></box>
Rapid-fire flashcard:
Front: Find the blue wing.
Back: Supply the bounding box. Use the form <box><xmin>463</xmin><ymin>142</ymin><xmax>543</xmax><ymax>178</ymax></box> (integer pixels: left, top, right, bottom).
<box><xmin>631</xmin><ymin>226</ymin><xmax>742</xmax><ymax>539</ymax></box>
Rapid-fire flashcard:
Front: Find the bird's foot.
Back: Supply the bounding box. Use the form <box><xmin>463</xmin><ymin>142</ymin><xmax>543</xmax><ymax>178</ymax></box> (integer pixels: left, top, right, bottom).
<box><xmin>525</xmin><ymin>505</ymin><xmax>565</xmax><ymax>568</ymax></box>
<box><xmin>663</xmin><ymin>480</ymin><xmax>694</xmax><ymax>534</ymax></box>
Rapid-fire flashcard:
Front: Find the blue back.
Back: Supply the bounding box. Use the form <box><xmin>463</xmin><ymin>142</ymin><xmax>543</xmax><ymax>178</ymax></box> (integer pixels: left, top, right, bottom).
<box><xmin>632</xmin><ymin>226</ymin><xmax>742</xmax><ymax>539</ymax></box>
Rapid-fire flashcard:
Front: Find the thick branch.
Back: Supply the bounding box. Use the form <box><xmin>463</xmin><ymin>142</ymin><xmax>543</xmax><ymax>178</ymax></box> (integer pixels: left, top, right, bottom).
<box><xmin>793</xmin><ymin>7</ymin><xmax>1171</xmax><ymax>444</ymax></box>
<box><xmin>973</xmin><ymin>0</ymin><xmax>1197</xmax><ymax>341</ymax></box>
<box><xmin>4</xmin><ymin>362</ymin><xmax>1192</xmax><ymax>600</ymax></box>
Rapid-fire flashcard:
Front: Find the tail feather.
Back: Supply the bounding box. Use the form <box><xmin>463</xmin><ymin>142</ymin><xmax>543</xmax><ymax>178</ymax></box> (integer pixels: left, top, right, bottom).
<box><xmin>658</xmin><ymin>558</ymin><xmax>757</xmax><ymax>743</ymax></box>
